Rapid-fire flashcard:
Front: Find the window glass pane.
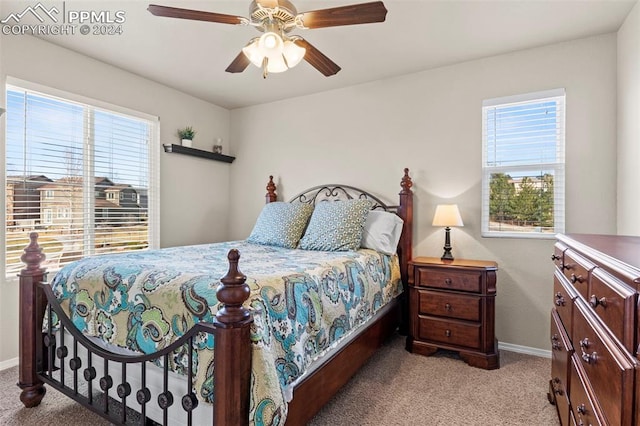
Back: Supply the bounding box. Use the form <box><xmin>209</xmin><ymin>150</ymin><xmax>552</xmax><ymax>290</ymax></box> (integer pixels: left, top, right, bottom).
<box><xmin>486</xmin><ymin>101</ymin><xmax>560</xmax><ymax>167</ymax></box>
<box><xmin>5</xmin><ymin>86</ymin><xmax>155</xmax><ymax>274</ymax></box>
<box><xmin>93</xmin><ymin>111</ymin><xmax>150</xmax><ymax>254</ymax></box>
<box><xmin>488</xmin><ymin>171</ymin><xmax>556</xmax><ymax>234</ymax></box>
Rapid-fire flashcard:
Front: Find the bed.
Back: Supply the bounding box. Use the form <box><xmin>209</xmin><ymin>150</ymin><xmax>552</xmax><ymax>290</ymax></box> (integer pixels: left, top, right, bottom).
<box><xmin>17</xmin><ymin>168</ymin><xmax>414</xmax><ymax>425</ymax></box>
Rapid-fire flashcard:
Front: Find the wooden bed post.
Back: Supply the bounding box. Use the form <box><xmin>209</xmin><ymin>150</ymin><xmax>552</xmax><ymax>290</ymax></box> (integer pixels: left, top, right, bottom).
<box><xmin>397</xmin><ymin>168</ymin><xmax>413</xmax><ymax>335</ymax></box>
<box><xmin>17</xmin><ymin>232</ymin><xmax>48</xmax><ymax>407</ymax></box>
<box><xmin>213</xmin><ymin>249</ymin><xmax>253</xmax><ymax>426</ymax></box>
<box><xmin>266</xmin><ymin>175</ymin><xmax>277</xmax><ymax>203</ymax></box>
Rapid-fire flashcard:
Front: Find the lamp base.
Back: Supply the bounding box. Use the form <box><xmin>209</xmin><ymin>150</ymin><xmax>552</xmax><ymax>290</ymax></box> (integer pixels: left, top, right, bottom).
<box><xmin>441</xmin><ymin>250</ymin><xmax>454</xmax><ymax>261</ymax></box>
<box><xmin>441</xmin><ymin>226</ymin><xmax>455</xmax><ymax>261</ymax></box>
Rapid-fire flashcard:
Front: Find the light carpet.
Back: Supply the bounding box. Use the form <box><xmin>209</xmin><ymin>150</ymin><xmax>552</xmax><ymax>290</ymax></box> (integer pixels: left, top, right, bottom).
<box><xmin>0</xmin><ymin>333</ymin><xmax>559</xmax><ymax>425</ymax></box>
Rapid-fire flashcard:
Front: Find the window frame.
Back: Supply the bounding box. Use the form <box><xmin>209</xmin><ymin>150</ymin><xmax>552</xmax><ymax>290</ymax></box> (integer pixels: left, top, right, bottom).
<box><xmin>481</xmin><ymin>88</ymin><xmax>566</xmax><ymax>239</ymax></box>
<box><xmin>3</xmin><ymin>77</ymin><xmax>161</xmax><ymax>278</ymax></box>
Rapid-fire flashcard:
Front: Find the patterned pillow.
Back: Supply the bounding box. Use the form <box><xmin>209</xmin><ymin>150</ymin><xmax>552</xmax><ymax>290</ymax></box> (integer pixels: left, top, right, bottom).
<box><xmin>247</xmin><ymin>202</ymin><xmax>313</xmax><ymax>249</ymax></box>
<box><xmin>299</xmin><ymin>199</ymin><xmax>373</xmax><ymax>251</ymax></box>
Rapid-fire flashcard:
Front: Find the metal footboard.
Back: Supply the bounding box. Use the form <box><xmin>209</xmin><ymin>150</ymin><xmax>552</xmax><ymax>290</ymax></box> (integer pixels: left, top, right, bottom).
<box><xmin>39</xmin><ymin>281</ymin><xmax>214</xmax><ymax>425</ymax></box>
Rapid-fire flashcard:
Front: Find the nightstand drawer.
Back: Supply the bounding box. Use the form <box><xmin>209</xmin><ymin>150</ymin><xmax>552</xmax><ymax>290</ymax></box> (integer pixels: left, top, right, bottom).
<box><xmin>417</xmin><ymin>289</ymin><xmax>481</xmax><ymax>321</ymax></box>
<box><xmin>415</xmin><ymin>268</ymin><xmax>482</xmax><ymax>293</ymax></box>
<box><xmin>417</xmin><ymin>316</ymin><xmax>481</xmax><ymax>350</ymax></box>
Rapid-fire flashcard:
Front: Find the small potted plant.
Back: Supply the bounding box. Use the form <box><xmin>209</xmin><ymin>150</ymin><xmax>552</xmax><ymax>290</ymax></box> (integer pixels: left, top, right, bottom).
<box><xmin>177</xmin><ymin>126</ymin><xmax>196</xmax><ymax>148</ymax></box>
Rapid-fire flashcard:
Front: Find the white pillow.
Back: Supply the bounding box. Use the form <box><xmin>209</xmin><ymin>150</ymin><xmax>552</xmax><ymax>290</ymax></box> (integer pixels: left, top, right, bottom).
<box><xmin>360</xmin><ymin>210</ymin><xmax>404</xmax><ymax>255</ymax></box>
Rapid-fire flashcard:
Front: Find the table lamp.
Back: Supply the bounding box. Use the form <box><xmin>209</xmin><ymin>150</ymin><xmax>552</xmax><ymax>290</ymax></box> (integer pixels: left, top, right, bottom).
<box><xmin>432</xmin><ymin>204</ymin><xmax>464</xmax><ymax>261</ymax></box>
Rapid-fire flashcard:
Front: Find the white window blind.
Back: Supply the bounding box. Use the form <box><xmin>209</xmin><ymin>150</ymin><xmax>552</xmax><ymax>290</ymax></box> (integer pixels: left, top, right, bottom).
<box><xmin>481</xmin><ymin>89</ymin><xmax>565</xmax><ymax>238</ymax></box>
<box><xmin>5</xmin><ymin>82</ymin><xmax>160</xmax><ymax>276</ymax></box>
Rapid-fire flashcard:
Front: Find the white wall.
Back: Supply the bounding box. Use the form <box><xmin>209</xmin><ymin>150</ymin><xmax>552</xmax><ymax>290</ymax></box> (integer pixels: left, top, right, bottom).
<box><xmin>228</xmin><ymin>34</ymin><xmax>618</xmax><ymax>351</ymax></box>
<box><xmin>617</xmin><ymin>1</ymin><xmax>640</xmax><ymax>236</ymax></box>
<box><xmin>0</xmin><ymin>35</ymin><xmax>231</xmax><ymax>365</ymax></box>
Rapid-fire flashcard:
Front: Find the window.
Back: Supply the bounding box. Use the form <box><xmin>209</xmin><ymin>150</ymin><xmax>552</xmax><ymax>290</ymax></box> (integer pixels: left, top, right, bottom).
<box><xmin>43</xmin><ymin>208</ymin><xmax>53</xmax><ymax>225</ymax></box>
<box><xmin>4</xmin><ymin>80</ymin><xmax>160</xmax><ymax>276</ymax></box>
<box><xmin>56</xmin><ymin>207</ymin><xmax>70</xmax><ymax>219</ymax></box>
<box><xmin>481</xmin><ymin>89</ymin><xmax>565</xmax><ymax>238</ymax></box>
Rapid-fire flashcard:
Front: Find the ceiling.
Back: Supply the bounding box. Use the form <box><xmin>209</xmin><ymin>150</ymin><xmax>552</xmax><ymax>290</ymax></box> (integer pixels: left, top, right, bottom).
<box><xmin>9</xmin><ymin>0</ymin><xmax>638</xmax><ymax>109</ymax></box>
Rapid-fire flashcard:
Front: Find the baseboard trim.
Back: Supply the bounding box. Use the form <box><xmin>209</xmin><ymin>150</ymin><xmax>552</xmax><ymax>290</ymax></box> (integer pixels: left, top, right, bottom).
<box><xmin>0</xmin><ymin>357</ymin><xmax>18</xmax><ymax>371</ymax></box>
<box><xmin>498</xmin><ymin>342</ymin><xmax>551</xmax><ymax>359</ymax></box>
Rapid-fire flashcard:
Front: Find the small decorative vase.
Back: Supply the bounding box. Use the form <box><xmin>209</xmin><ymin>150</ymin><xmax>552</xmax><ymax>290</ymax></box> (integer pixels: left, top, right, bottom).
<box><xmin>181</xmin><ymin>139</ymin><xmax>192</xmax><ymax>148</ymax></box>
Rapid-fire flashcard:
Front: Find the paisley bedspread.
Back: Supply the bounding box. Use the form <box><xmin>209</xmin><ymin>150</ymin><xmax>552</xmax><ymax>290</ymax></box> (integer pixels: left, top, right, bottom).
<box><xmin>50</xmin><ymin>241</ymin><xmax>402</xmax><ymax>425</ymax></box>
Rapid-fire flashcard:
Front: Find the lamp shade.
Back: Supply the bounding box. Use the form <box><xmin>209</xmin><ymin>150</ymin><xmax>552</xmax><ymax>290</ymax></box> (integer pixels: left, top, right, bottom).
<box><xmin>432</xmin><ymin>204</ymin><xmax>464</xmax><ymax>227</ymax></box>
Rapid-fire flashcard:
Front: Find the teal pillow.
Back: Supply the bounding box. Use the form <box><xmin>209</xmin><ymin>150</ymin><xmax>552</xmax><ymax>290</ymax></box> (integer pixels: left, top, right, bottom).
<box><xmin>247</xmin><ymin>202</ymin><xmax>313</xmax><ymax>248</ymax></box>
<box><xmin>299</xmin><ymin>199</ymin><xmax>373</xmax><ymax>251</ymax></box>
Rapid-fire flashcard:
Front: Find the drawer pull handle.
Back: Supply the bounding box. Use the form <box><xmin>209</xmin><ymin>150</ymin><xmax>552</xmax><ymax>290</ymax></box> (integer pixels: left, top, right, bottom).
<box><xmin>554</xmin><ymin>292</ymin><xmax>565</xmax><ymax>306</ymax></box>
<box><xmin>563</xmin><ymin>263</ymin><xmax>574</xmax><ymax>271</ymax></box>
<box><xmin>551</xmin><ymin>334</ymin><xmax>562</xmax><ymax>350</ymax></box>
<box><xmin>445</xmin><ymin>330</ymin><xmax>451</xmax><ymax>337</ymax></box>
<box><xmin>579</xmin><ymin>338</ymin><xmax>590</xmax><ymax>349</ymax></box>
<box><xmin>581</xmin><ymin>351</ymin><xmax>597</xmax><ymax>365</ymax></box>
<box><xmin>551</xmin><ymin>254</ymin><xmax>561</xmax><ymax>261</ymax></box>
<box><xmin>589</xmin><ymin>295</ymin><xmax>607</xmax><ymax>309</ymax></box>
<box><xmin>444</xmin><ymin>303</ymin><xmax>452</xmax><ymax>311</ymax></box>
<box><xmin>570</xmin><ymin>273</ymin><xmax>584</xmax><ymax>284</ymax></box>
<box><xmin>576</xmin><ymin>403</ymin><xmax>587</xmax><ymax>415</ymax></box>
<box><xmin>551</xmin><ymin>377</ymin><xmax>564</xmax><ymax>395</ymax></box>
<box><xmin>444</xmin><ymin>278</ymin><xmax>452</xmax><ymax>286</ymax></box>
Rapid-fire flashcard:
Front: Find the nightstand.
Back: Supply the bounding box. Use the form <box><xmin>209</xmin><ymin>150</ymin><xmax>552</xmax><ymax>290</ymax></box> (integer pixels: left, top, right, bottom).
<box><xmin>406</xmin><ymin>257</ymin><xmax>499</xmax><ymax>370</ymax></box>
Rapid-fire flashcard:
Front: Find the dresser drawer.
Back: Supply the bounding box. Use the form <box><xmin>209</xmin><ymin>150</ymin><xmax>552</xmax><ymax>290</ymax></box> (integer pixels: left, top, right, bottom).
<box><xmin>552</xmin><ymin>242</ymin><xmax>567</xmax><ymax>270</ymax></box>
<box><xmin>572</xmin><ymin>299</ymin><xmax>636</xmax><ymax>426</ymax></box>
<box><xmin>551</xmin><ymin>309</ymin><xmax>572</xmax><ymax>426</ymax></box>
<box><xmin>569</xmin><ymin>355</ymin><xmax>606</xmax><ymax>426</ymax></box>
<box><xmin>554</xmin><ymin>269</ymin><xmax>578</xmax><ymax>337</ymax></box>
<box><xmin>550</xmin><ymin>310</ymin><xmax>572</xmax><ymax>390</ymax></box>
<box><xmin>417</xmin><ymin>316</ymin><xmax>481</xmax><ymax>350</ymax></box>
<box><xmin>415</xmin><ymin>267</ymin><xmax>482</xmax><ymax>293</ymax></box>
<box><xmin>563</xmin><ymin>250</ymin><xmax>594</xmax><ymax>300</ymax></box>
<box><xmin>589</xmin><ymin>268</ymin><xmax>637</xmax><ymax>353</ymax></box>
<box><xmin>417</xmin><ymin>289</ymin><xmax>481</xmax><ymax>321</ymax></box>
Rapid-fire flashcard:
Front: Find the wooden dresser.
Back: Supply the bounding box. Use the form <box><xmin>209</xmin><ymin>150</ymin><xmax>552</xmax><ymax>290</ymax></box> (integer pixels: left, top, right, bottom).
<box><xmin>549</xmin><ymin>234</ymin><xmax>640</xmax><ymax>425</ymax></box>
<box><xmin>406</xmin><ymin>257</ymin><xmax>499</xmax><ymax>370</ymax></box>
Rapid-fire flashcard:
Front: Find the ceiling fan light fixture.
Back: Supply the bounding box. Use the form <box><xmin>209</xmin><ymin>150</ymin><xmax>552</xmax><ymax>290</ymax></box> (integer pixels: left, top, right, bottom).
<box><xmin>265</xmin><ymin>54</ymin><xmax>288</xmax><ymax>73</ymax></box>
<box><xmin>242</xmin><ymin>34</ymin><xmax>305</xmax><ymax>75</ymax></box>
<box><xmin>282</xmin><ymin>40</ymin><xmax>306</xmax><ymax>68</ymax></box>
<box><xmin>259</xmin><ymin>32</ymin><xmax>283</xmax><ymax>52</ymax></box>
<box><xmin>242</xmin><ymin>39</ymin><xmax>263</xmax><ymax>67</ymax></box>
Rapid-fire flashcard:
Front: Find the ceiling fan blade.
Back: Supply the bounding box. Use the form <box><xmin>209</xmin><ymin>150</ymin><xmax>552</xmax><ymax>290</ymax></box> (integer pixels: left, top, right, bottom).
<box><xmin>225</xmin><ymin>51</ymin><xmax>251</xmax><ymax>73</ymax></box>
<box><xmin>294</xmin><ymin>39</ymin><xmax>341</xmax><ymax>77</ymax></box>
<box><xmin>147</xmin><ymin>4</ymin><xmax>245</xmax><ymax>25</ymax></box>
<box><xmin>298</xmin><ymin>1</ymin><xmax>387</xmax><ymax>29</ymax></box>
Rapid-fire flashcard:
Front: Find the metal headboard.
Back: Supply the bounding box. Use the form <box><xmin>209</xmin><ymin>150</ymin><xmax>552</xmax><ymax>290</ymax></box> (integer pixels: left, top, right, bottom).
<box><xmin>287</xmin><ymin>184</ymin><xmax>396</xmax><ymax>211</ymax></box>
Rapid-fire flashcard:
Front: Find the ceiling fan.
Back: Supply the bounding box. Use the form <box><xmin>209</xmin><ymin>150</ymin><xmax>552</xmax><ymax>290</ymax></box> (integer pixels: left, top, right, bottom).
<box><xmin>148</xmin><ymin>0</ymin><xmax>387</xmax><ymax>78</ymax></box>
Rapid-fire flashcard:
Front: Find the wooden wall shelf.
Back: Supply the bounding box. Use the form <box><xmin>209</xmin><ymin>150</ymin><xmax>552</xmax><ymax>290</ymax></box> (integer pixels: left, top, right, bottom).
<box><xmin>163</xmin><ymin>144</ymin><xmax>235</xmax><ymax>163</ymax></box>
